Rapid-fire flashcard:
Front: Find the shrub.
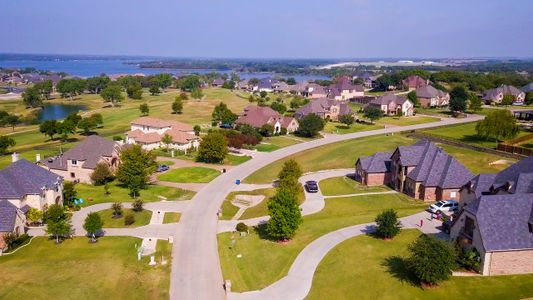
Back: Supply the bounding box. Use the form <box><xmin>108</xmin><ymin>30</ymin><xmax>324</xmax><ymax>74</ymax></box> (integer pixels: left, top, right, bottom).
<box><xmin>236</xmin><ymin>222</ymin><xmax>248</xmax><ymax>232</ymax></box>
<box><xmin>407</xmin><ymin>234</ymin><xmax>456</xmax><ymax>286</ymax></box>
<box><xmin>112</xmin><ymin>202</ymin><xmax>123</xmax><ymax>217</ymax></box>
<box><xmin>375</xmin><ymin>209</ymin><xmax>402</xmax><ymax>239</ymax></box>
<box><xmin>124</xmin><ymin>213</ymin><xmax>135</xmax><ymax>226</ymax></box>
<box><xmin>267</xmin><ymin>188</ymin><xmax>302</xmax><ymax>240</ymax></box>
<box><xmin>90</xmin><ymin>162</ymin><xmax>114</xmax><ymax>185</ymax></box>
<box><xmin>132</xmin><ymin>199</ymin><xmax>144</xmax><ymax>212</ymax></box>
<box><xmin>113</xmin><ymin>135</ymin><xmax>123</xmax><ymax>141</ymax></box>
<box><xmin>457</xmin><ymin>248</ymin><xmax>481</xmax><ymax>271</ymax></box>
<box><xmin>259</xmin><ymin>124</ymin><xmax>274</xmax><ymax>137</ymax></box>
<box><xmin>278</xmin><ymin>159</ymin><xmax>302</xmax><ymax>182</ymax></box>
<box><xmin>297</xmin><ymin>113</ymin><xmax>325</xmax><ymax>137</ymax></box>
<box><xmin>4</xmin><ymin>233</ymin><xmax>31</xmax><ymax>250</ymax></box>
<box><xmin>196</xmin><ymin>131</ymin><xmax>228</xmax><ymax>163</ymax></box>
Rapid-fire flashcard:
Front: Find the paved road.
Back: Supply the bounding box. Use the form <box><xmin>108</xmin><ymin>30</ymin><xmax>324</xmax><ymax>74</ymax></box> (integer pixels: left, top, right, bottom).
<box><xmin>169</xmin><ymin>115</ymin><xmax>483</xmax><ymax>300</ymax></box>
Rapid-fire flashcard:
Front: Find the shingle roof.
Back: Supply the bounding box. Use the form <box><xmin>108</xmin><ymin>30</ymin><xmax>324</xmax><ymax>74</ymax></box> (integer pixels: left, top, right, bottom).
<box><xmin>0</xmin><ymin>201</ymin><xmax>18</xmax><ymax>232</ymax></box>
<box><xmin>402</xmin><ymin>75</ymin><xmax>427</xmax><ymax>88</ymax></box>
<box><xmin>369</xmin><ymin>93</ymin><xmax>408</xmax><ymax>106</ymax></box>
<box><xmin>235</xmin><ymin>105</ymin><xmax>281</xmax><ymax>128</ymax></box>
<box><xmin>42</xmin><ymin>135</ymin><xmax>119</xmax><ymax>170</ymax></box>
<box><xmin>465</xmin><ymin>194</ymin><xmax>533</xmax><ymax>252</ymax></box>
<box><xmin>295</xmin><ymin>98</ymin><xmax>352</xmax><ymax>119</ymax></box>
<box><xmin>416</xmin><ymin>85</ymin><xmax>447</xmax><ymax>98</ymax></box>
<box><xmin>482</xmin><ymin>85</ymin><xmax>524</xmax><ymax>101</ymax></box>
<box><xmin>131</xmin><ymin>117</ymin><xmax>193</xmax><ymax>132</ymax></box>
<box><xmin>491</xmin><ymin>157</ymin><xmax>533</xmax><ymax>194</ymax></box>
<box><xmin>357</xmin><ymin>152</ymin><xmax>392</xmax><ymax>173</ymax></box>
<box><xmin>0</xmin><ymin>159</ymin><xmax>62</xmax><ymax>200</ymax></box>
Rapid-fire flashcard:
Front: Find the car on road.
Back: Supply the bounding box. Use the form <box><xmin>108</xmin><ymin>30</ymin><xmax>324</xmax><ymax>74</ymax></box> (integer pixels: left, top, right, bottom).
<box><xmin>428</xmin><ymin>200</ymin><xmax>458</xmax><ymax>213</ymax></box>
<box><xmin>157</xmin><ymin>165</ymin><xmax>170</xmax><ymax>172</ymax></box>
<box><xmin>305</xmin><ymin>180</ymin><xmax>319</xmax><ymax>193</ymax></box>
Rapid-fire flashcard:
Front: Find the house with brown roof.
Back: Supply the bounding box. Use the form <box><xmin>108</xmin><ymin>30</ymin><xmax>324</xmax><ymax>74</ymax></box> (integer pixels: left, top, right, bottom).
<box><xmin>39</xmin><ymin>135</ymin><xmax>121</xmax><ymax>184</ymax></box>
<box><xmin>450</xmin><ymin>157</ymin><xmax>533</xmax><ymax>276</ymax></box>
<box><xmin>367</xmin><ymin>93</ymin><xmax>414</xmax><ymax>116</ymax></box>
<box><xmin>401</xmin><ymin>75</ymin><xmax>428</xmax><ymax>90</ymax></box>
<box><xmin>328</xmin><ymin>77</ymin><xmax>364</xmax><ymax>101</ymax></box>
<box><xmin>304</xmin><ymin>83</ymin><xmax>328</xmax><ymax>99</ymax></box>
<box><xmin>482</xmin><ymin>85</ymin><xmax>526</xmax><ymax>105</ymax></box>
<box><xmin>355</xmin><ymin>140</ymin><xmax>474</xmax><ymax>201</ymax></box>
<box><xmin>415</xmin><ymin>85</ymin><xmax>450</xmax><ymax>107</ymax></box>
<box><xmin>235</xmin><ymin>105</ymin><xmax>298</xmax><ymax>134</ymax></box>
<box><xmin>126</xmin><ymin>117</ymin><xmax>200</xmax><ymax>152</ymax></box>
<box><xmin>294</xmin><ymin>98</ymin><xmax>352</xmax><ymax>121</ymax></box>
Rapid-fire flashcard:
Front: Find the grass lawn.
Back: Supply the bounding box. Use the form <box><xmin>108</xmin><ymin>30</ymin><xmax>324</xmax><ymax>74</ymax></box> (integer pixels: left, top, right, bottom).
<box><xmin>76</xmin><ymin>182</ymin><xmax>195</xmax><ymax>206</ymax></box>
<box><xmin>307</xmin><ymin>230</ymin><xmax>533</xmax><ymax>300</ymax></box>
<box><xmin>218</xmin><ymin>193</ymin><xmax>427</xmax><ymax>292</ymax></box>
<box><xmin>437</xmin><ymin>143</ymin><xmax>516</xmax><ymax>174</ymax></box>
<box><xmin>319</xmin><ymin>176</ymin><xmax>390</xmax><ymax>196</ymax></box>
<box><xmin>97</xmin><ymin>208</ymin><xmax>152</xmax><ymax>228</ymax></box>
<box><xmin>0</xmin><ymin>237</ymin><xmax>171</xmax><ymax>299</ymax></box>
<box><xmin>157</xmin><ymin>160</ymin><xmax>175</xmax><ymax>166</ymax></box>
<box><xmin>157</xmin><ymin>167</ymin><xmax>220</xmax><ymax>183</ymax></box>
<box><xmin>323</xmin><ymin>122</ymin><xmax>382</xmax><ymax>134</ymax></box>
<box><xmin>376</xmin><ymin>115</ymin><xmax>440</xmax><ymax>126</ymax></box>
<box><xmin>226</xmin><ymin>154</ymin><xmax>252</xmax><ymax>165</ymax></box>
<box><xmin>163</xmin><ymin>212</ymin><xmax>181</xmax><ymax>223</ymax></box>
<box><xmin>256</xmin><ymin>135</ymin><xmax>302</xmax><ymax>152</ymax></box>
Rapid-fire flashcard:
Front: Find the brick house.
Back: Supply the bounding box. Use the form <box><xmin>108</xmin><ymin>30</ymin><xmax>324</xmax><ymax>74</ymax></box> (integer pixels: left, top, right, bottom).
<box><xmin>235</xmin><ymin>105</ymin><xmax>299</xmax><ymax>134</ymax></box>
<box><xmin>450</xmin><ymin>157</ymin><xmax>533</xmax><ymax>276</ymax></box>
<box><xmin>39</xmin><ymin>135</ymin><xmax>121</xmax><ymax>184</ymax></box>
<box><xmin>294</xmin><ymin>98</ymin><xmax>352</xmax><ymax>121</ymax></box>
<box><xmin>327</xmin><ymin>77</ymin><xmax>364</xmax><ymax>101</ymax></box>
<box><xmin>355</xmin><ymin>140</ymin><xmax>474</xmax><ymax>201</ymax></box>
<box><xmin>401</xmin><ymin>75</ymin><xmax>428</xmax><ymax>90</ymax></box>
<box><xmin>482</xmin><ymin>85</ymin><xmax>526</xmax><ymax>105</ymax></box>
<box><xmin>126</xmin><ymin>117</ymin><xmax>200</xmax><ymax>152</ymax></box>
<box><xmin>367</xmin><ymin>93</ymin><xmax>414</xmax><ymax>116</ymax></box>
<box><xmin>415</xmin><ymin>85</ymin><xmax>450</xmax><ymax>107</ymax></box>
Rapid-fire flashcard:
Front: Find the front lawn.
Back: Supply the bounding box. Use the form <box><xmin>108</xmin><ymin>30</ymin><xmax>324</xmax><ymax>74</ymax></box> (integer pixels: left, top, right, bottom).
<box><xmin>376</xmin><ymin>115</ymin><xmax>440</xmax><ymax>126</ymax></box>
<box><xmin>226</xmin><ymin>154</ymin><xmax>252</xmax><ymax>165</ymax></box>
<box><xmin>323</xmin><ymin>122</ymin><xmax>382</xmax><ymax>134</ymax></box>
<box><xmin>163</xmin><ymin>212</ymin><xmax>181</xmax><ymax>223</ymax></box>
<box><xmin>256</xmin><ymin>135</ymin><xmax>303</xmax><ymax>152</ymax></box>
<box><xmin>76</xmin><ymin>182</ymin><xmax>195</xmax><ymax>206</ymax></box>
<box><xmin>97</xmin><ymin>208</ymin><xmax>152</xmax><ymax>228</ymax></box>
<box><xmin>218</xmin><ymin>193</ymin><xmax>427</xmax><ymax>292</ymax></box>
<box><xmin>307</xmin><ymin>230</ymin><xmax>533</xmax><ymax>300</ymax></box>
<box><xmin>0</xmin><ymin>237</ymin><xmax>171</xmax><ymax>299</ymax></box>
<box><xmin>319</xmin><ymin>176</ymin><xmax>390</xmax><ymax>196</ymax></box>
<box><xmin>157</xmin><ymin>167</ymin><xmax>220</xmax><ymax>183</ymax></box>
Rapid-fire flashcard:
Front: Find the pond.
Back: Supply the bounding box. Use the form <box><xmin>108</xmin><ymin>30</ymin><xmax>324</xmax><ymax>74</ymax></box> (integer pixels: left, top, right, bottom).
<box><xmin>37</xmin><ymin>104</ymin><xmax>87</xmax><ymax>121</ymax></box>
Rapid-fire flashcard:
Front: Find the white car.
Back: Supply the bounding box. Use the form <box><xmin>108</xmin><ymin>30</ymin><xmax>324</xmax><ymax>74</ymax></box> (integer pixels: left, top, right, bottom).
<box><xmin>428</xmin><ymin>200</ymin><xmax>458</xmax><ymax>213</ymax></box>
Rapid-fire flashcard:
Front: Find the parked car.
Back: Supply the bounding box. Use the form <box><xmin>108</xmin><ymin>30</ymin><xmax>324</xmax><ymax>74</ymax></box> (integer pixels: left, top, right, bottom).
<box><xmin>219</xmin><ymin>123</ymin><xmax>233</xmax><ymax>129</ymax></box>
<box><xmin>305</xmin><ymin>180</ymin><xmax>319</xmax><ymax>193</ymax></box>
<box><xmin>428</xmin><ymin>200</ymin><xmax>458</xmax><ymax>213</ymax></box>
<box><xmin>157</xmin><ymin>165</ymin><xmax>169</xmax><ymax>172</ymax></box>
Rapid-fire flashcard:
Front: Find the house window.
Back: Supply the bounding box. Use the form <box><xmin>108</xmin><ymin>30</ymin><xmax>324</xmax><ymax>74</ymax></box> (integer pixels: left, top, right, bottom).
<box><xmin>70</xmin><ymin>172</ymin><xmax>75</xmax><ymax>178</ymax></box>
<box><xmin>529</xmin><ymin>222</ymin><xmax>533</xmax><ymax>234</ymax></box>
<box><xmin>450</xmin><ymin>191</ymin><xmax>457</xmax><ymax>198</ymax></box>
<box><xmin>464</xmin><ymin>216</ymin><xmax>475</xmax><ymax>238</ymax></box>
<box><xmin>71</xmin><ymin>160</ymin><xmax>77</xmax><ymax>165</ymax></box>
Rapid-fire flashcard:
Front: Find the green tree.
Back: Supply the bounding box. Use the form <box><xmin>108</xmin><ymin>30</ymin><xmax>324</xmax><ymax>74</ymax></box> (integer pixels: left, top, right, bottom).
<box><xmin>39</xmin><ymin>120</ymin><xmax>59</xmax><ymax>140</ymax></box>
<box><xmin>57</xmin><ymin>78</ymin><xmax>86</xmax><ymax>100</ymax></box>
<box><xmin>259</xmin><ymin>91</ymin><xmax>268</xmax><ymax>98</ymax></box>
<box><xmin>112</xmin><ymin>202</ymin><xmax>123</xmax><ymax>217</ymax></box>
<box><xmin>161</xmin><ymin>133</ymin><xmax>173</xmax><ymax>152</ymax></box>
<box><xmin>27</xmin><ymin>208</ymin><xmax>43</xmax><ymax>224</ymax></box>
<box><xmin>501</xmin><ymin>94</ymin><xmax>515</xmax><ymax>106</ymax></box>
<box><xmin>476</xmin><ymin>110</ymin><xmax>520</xmax><ymax>141</ymax></box>
<box><xmin>267</xmin><ymin>188</ymin><xmax>302</xmax><ymax>240</ymax></box>
<box><xmin>297</xmin><ymin>113</ymin><xmax>325</xmax><ymax>137</ymax></box>
<box><xmin>172</xmin><ymin>97</ymin><xmax>183</xmax><ymax>114</ymax></box>
<box><xmin>116</xmin><ymin>145</ymin><xmax>157</xmax><ymax>197</ymax></box>
<box><xmin>45</xmin><ymin>204</ymin><xmax>72</xmax><ymax>244</ymax></box>
<box><xmin>526</xmin><ymin>91</ymin><xmax>533</xmax><ymax>105</ymax></box>
<box><xmin>286</xmin><ymin>77</ymin><xmax>296</xmax><ymax>85</ymax></box>
<box><xmin>193</xmin><ymin>125</ymin><xmax>201</xmax><ymax>136</ymax></box>
<box><xmin>90</xmin><ymin>162</ymin><xmax>114</xmax><ymax>185</ymax></box>
<box><xmin>270</xmin><ymin>101</ymin><xmax>287</xmax><ymax>114</ymax></box>
<box><xmin>407</xmin><ymin>234</ymin><xmax>456</xmax><ymax>286</ymax></box>
<box><xmin>153</xmin><ymin>73</ymin><xmax>173</xmax><ymax>90</ymax></box>
<box><xmin>78</xmin><ymin>114</ymin><xmax>103</xmax><ymax>135</ymax></box>
<box><xmin>139</xmin><ymin>103</ymin><xmax>149</xmax><ymax>116</ymax></box>
<box><xmin>338</xmin><ymin>114</ymin><xmax>354</xmax><ymax>127</ymax></box>
<box><xmin>22</xmin><ymin>87</ymin><xmax>43</xmax><ymax>108</ymax></box>
<box><xmin>83</xmin><ymin>212</ymin><xmax>103</xmax><ymax>242</ymax></box>
<box><xmin>100</xmin><ymin>83</ymin><xmax>124</xmax><ymax>106</ymax></box>
<box><xmin>449</xmin><ymin>86</ymin><xmax>468</xmax><ymax>112</ymax></box>
<box><xmin>126</xmin><ymin>82</ymin><xmax>143</xmax><ymax>99</ymax></box>
<box><xmin>86</xmin><ymin>75</ymin><xmax>110</xmax><ymax>94</ymax></box>
<box><xmin>177</xmin><ymin>75</ymin><xmax>201</xmax><ymax>91</ymax></box>
<box><xmin>191</xmin><ymin>88</ymin><xmax>204</xmax><ymax>100</ymax></box>
<box><xmin>63</xmin><ymin>181</ymin><xmax>77</xmax><ymax>206</ymax></box>
<box><xmin>407</xmin><ymin>90</ymin><xmax>419</xmax><ymax>107</ymax></box>
<box><xmin>364</xmin><ymin>106</ymin><xmax>384</xmax><ymax>123</ymax></box>
<box><xmin>278</xmin><ymin>159</ymin><xmax>302</xmax><ymax>182</ymax></box>
<box><xmin>0</xmin><ymin>136</ymin><xmax>15</xmax><ymax>154</ymax></box>
<box><xmin>57</xmin><ymin>119</ymin><xmax>77</xmax><ymax>141</ymax></box>
<box><xmin>375</xmin><ymin>209</ymin><xmax>402</xmax><ymax>239</ymax></box>
<box><xmin>259</xmin><ymin>124</ymin><xmax>274</xmax><ymax>137</ymax></box>
<box><xmin>468</xmin><ymin>93</ymin><xmax>482</xmax><ymax>112</ymax></box>
<box><xmin>196</xmin><ymin>131</ymin><xmax>228</xmax><ymax>163</ymax></box>
<box><xmin>212</xmin><ymin>102</ymin><xmax>237</xmax><ymax>124</ymax></box>
<box><xmin>179</xmin><ymin>92</ymin><xmax>189</xmax><ymax>100</ymax></box>
<box><xmin>34</xmin><ymin>80</ymin><xmax>53</xmax><ymax>99</ymax></box>
<box><xmin>132</xmin><ymin>199</ymin><xmax>144</xmax><ymax>212</ymax></box>
<box><xmin>149</xmin><ymin>85</ymin><xmax>161</xmax><ymax>96</ymax></box>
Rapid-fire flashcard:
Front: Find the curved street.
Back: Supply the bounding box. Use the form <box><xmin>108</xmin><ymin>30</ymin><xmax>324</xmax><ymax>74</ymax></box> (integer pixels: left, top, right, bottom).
<box><xmin>169</xmin><ymin>115</ymin><xmax>483</xmax><ymax>300</ymax></box>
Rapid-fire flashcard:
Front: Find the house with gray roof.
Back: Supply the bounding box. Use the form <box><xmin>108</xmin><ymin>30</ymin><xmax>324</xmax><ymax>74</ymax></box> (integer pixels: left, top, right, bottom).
<box><xmin>450</xmin><ymin>157</ymin><xmax>533</xmax><ymax>275</ymax></box>
<box><xmin>415</xmin><ymin>85</ymin><xmax>450</xmax><ymax>107</ymax></box>
<box><xmin>355</xmin><ymin>140</ymin><xmax>474</xmax><ymax>201</ymax></box>
<box><xmin>482</xmin><ymin>85</ymin><xmax>526</xmax><ymax>105</ymax></box>
<box><xmin>39</xmin><ymin>135</ymin><xmax>121</xmax><ymax>184</ymax></box>
<box><xmin>327</xmin><ymin>77</ymin><xmax>364</xmax><ymax>101</ymax></box>
<box><xmin>367</xmin><ymin>93</ymin><xmax>414</xmax><ymax>116</ymax></box>
<box><xmin>522</xmin><ymin>82</ymin><xmax>533</xmax><ymax>93</ymax></box>
<box><xmin>235</xmin><ymin>105</ymin><xmax>299</xmax><ymax>134</ymax></box>
<box><xmin>294</xmin><ymin>98</ymin><xmax>352</xmax><ymax>121</ymax></box>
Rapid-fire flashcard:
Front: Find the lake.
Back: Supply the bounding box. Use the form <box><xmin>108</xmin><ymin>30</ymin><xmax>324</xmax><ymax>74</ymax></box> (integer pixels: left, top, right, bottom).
<box><xmin>37</xmin><ymin>104</ymin><xmax>87</xmax><ymax>121</ymax></box>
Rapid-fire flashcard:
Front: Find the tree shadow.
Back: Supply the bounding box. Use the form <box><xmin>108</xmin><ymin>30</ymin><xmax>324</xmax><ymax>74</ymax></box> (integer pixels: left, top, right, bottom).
<box><xmin>253</xmin><ymin>222</ymin><xmax>278</xmax><ymax>242</ymax></box>
<box><xmin>382</xmin><ymin>256</ymin><xmax>420</xmax><ymax>287</ymax></box>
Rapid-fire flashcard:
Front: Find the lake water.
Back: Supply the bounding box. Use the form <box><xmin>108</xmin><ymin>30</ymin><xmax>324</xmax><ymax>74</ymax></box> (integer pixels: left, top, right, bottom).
<box><xmin>0</xmin><ymin>58</ymin><xmax>330</xmax><ymax>81</ymax></box>
<box><xmin>37</xmin><ymin>104</ymin><xmax>87</xmax><ymax>121</ymax></box>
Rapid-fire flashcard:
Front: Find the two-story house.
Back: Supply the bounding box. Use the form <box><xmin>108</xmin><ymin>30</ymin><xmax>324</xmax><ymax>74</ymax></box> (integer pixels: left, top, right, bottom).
<box><xmin>235</xmin><ymin>105</ymin><xmax>299</xmax><ymax>134</ymax></box>
<box><xmin>482</xmin><ymin>85</ymin><xmax>526</xmax><ymax>105</ymax></box>
<box><xmin>294</xmin><ymin>98</ymin><xmax>352</xmax><ymax>121</ymax></box>
<box><xmin>415</xmin><ymin>85</ymin><xmax>450</xmax><ymax>107</ymax></box>
<box><xmin>367</xmin><ymin>93</ymin><xmax>414</xmax><ymax>116</ymax></box>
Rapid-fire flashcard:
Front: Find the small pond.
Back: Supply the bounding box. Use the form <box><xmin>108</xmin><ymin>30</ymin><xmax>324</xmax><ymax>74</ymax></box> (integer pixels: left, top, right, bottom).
<box><xmin>37</xmin><ymin>104</ymin><xmax>87</xmax><ymax>121</ymax></box>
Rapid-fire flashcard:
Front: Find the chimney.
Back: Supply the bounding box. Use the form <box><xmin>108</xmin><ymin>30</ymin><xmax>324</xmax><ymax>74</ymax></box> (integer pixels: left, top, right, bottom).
<box><xmin>11</xmin><ymin>152</ymin><xmax>19</xmax><ymax>163</ymax></box>
<box><xmin>36</xmin><ymin>153</ymin><xmax>41</xmax><ymax>162</ymax></box>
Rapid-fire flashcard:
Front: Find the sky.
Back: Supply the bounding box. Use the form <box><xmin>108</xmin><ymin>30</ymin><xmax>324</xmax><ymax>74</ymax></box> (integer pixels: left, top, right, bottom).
<box><xmin>1</xmin><ymin>0</ymin><xmax>532</xmax><ymax>59</ymax></box>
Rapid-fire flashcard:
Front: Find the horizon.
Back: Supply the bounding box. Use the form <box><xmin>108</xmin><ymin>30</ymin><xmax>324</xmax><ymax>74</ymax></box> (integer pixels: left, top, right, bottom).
<box><xmin>1</xmin><ymin>0</ymin><xmax>532</xmax><ymax>59</ymax></box>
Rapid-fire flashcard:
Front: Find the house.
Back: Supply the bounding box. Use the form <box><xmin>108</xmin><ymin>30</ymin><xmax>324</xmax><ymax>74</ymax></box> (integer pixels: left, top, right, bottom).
<box><xmin>273</xmin><ymin>81</ymin><xmax>289</xmax><ymax>93</ymax></box>
<box><xmin>482</xmin><ymin>85</ymin><xmax>526</xmax><ymax>104</ymax></box>
<box><xmin>39</xmin><ymin>135</ymin><xmax>121</xmax><ymax>184</ymax></box>
<box><xmin>125</xmin><ymin>117</ymin><xmax>200</xmax><ymax>151</ymax></box>
<box><xmin>237</xmin><ymin>79</ymin><xmax>250</xmax><ymax>90</ymax></box>
<box><xmin>252</xmin><ymin>78</ymin><xmax>280</xmax><ymax>93</ymax></box>
<box><xmin>355</xmin><ymin>140</ymin><xmax>474</xmax><ymax>201</ymax></box>
<box><xmin>235</xmin><ymin>105</ymin><xmax>299</xmax><ymax>134</ymax></box>
<box><xmin>355</xmin><ymin>73</ymin><xmax>381</xmax><ymax>89</ymax></box>
<box><xmin>415</xmin><ymin>85</ymin><xmax>450</xmax><ymax>107</ymax></box>
<box><xmin>212</xmin><ymin>79</ymin><xmax>225</xmax><ymax>87</ymax></box>
<box><xmin>450</xmin><ymin>157</ymin><xmax>533</xmax><ymax>276</ymax></box>
<box><xmin>522</xmin><ymin>82</ymin><xmax>533</xmax><ymax>93</ymax></box>
<box><xmin>367</xmin><ymin>93</ymin><xmax>414</xmax><ymax>116</ymax></box>
<box><xmin>305</xmin><ymin>83</ymin><xmax>328</xmax><ymax>99</ymax></box>
<box><xmin>294</xmin><ymin>98</ymin><xmax>352</xmax><ymax>121</ymax></box>
<box><xmin>0</xmin><ymin>201</ymin><xmax>26</xmax><ymax>253</ymax></box>
<box><xmin>328</xmin><ymin>77</ymin><xmax>364</xmax><ymax>101</ymax></box>
<box><xmin>401</xmin><ymin>75</ymin><xmax>428</xmax><ymax>90</ymax></box>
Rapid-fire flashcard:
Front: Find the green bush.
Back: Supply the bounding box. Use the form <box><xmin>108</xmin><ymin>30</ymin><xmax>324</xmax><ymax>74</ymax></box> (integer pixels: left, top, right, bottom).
<box><xmin>236</xmin><ymin>222</ymin><xmax>248</xmax><ymax>232</ymax></box>
<box><xmin>132</xmin><ymin>199</ymin><xmax>144</xmax><ymax>212</ymax></box>
<box><xmin>124</xmin><ymin>213</ymin><xmax>135</xmax><ymax>226</ymax></box>
<box><xmin>457</xmin><ymin>248</ymin><xmax>481</xmax><ymax>271</ymax></box>
<box><xmin>407</xmin><ymin>234</ymin><xmax>456</xmax><ymax>286</ymax></box>
<box><xmin>375</xmin><ymin>209</ymin><xmax>402</xmax><ymax>239</ymax></box>
<box><xmin>113</xmin><ymin>136</ymin><xmax>123</xmax><ymax>141</ymax></box>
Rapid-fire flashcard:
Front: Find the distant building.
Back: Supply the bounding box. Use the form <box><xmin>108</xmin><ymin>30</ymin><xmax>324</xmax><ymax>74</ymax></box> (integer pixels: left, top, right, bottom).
<box><xmin>328</xmin><ymin>77</ymin><xmax>364</xmax><ymax>100</ymax></box>
<box><xmin>415</xmin><ymin>85</ymin><xmax>450</xmax><ymax>107</ymax></box>
<box><xmin>367</xmin><ymin>93</ymin><xmax>414</xmax><ymax>116</ymax></box>
<box><xmin>294</xmin><ymin>98</ymin><xmax>352</xmax><ymax>121</ymax></box>
<box><xmin>522</xmin><ymin>82</ymin><xmax>533</xmax><ymax>93</ymax></box>
<box><xmin>212</xmin><ymin>78</ymin><xmax>225</xmax><ymax>87</ymax></box>
<box><xmin>482</xmin><ymin>85</ymin><xmax>526</xmax><ymax>104</ymax></box>
<box><xmin>126</xmin><ymin>117</ymin><xmax>200</xmax><ymax>151</ymax></box>
<box><xmin>401</xmin><ymin>75</ymin><xmax>428</xmax><ymax>90</ymax></box>
<box><xmin>235</xmin><ymin>105</ymin><xmax>298</xmax><ymax>134</ymax></box>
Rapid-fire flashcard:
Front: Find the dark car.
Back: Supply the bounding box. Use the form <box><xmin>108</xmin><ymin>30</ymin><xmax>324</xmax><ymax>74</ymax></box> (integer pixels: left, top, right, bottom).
<box><xmin>157</xmin><ymin>165</ymin><xmax>170</xmax><ymax>172</ymax></box>
<box><xmin>441</xmin><ymin>220</ymin><xmax>452</xmax><ymax>234</ymax></box>
<box><xmin>219</xmin><ymin>123</ymin><xmax>233</xmax><ymax>129</ymax></box>
<box><xmin>305</xmin><ymin>180</ymin><xmax>319</xmax><ymax>193</ymax></box>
